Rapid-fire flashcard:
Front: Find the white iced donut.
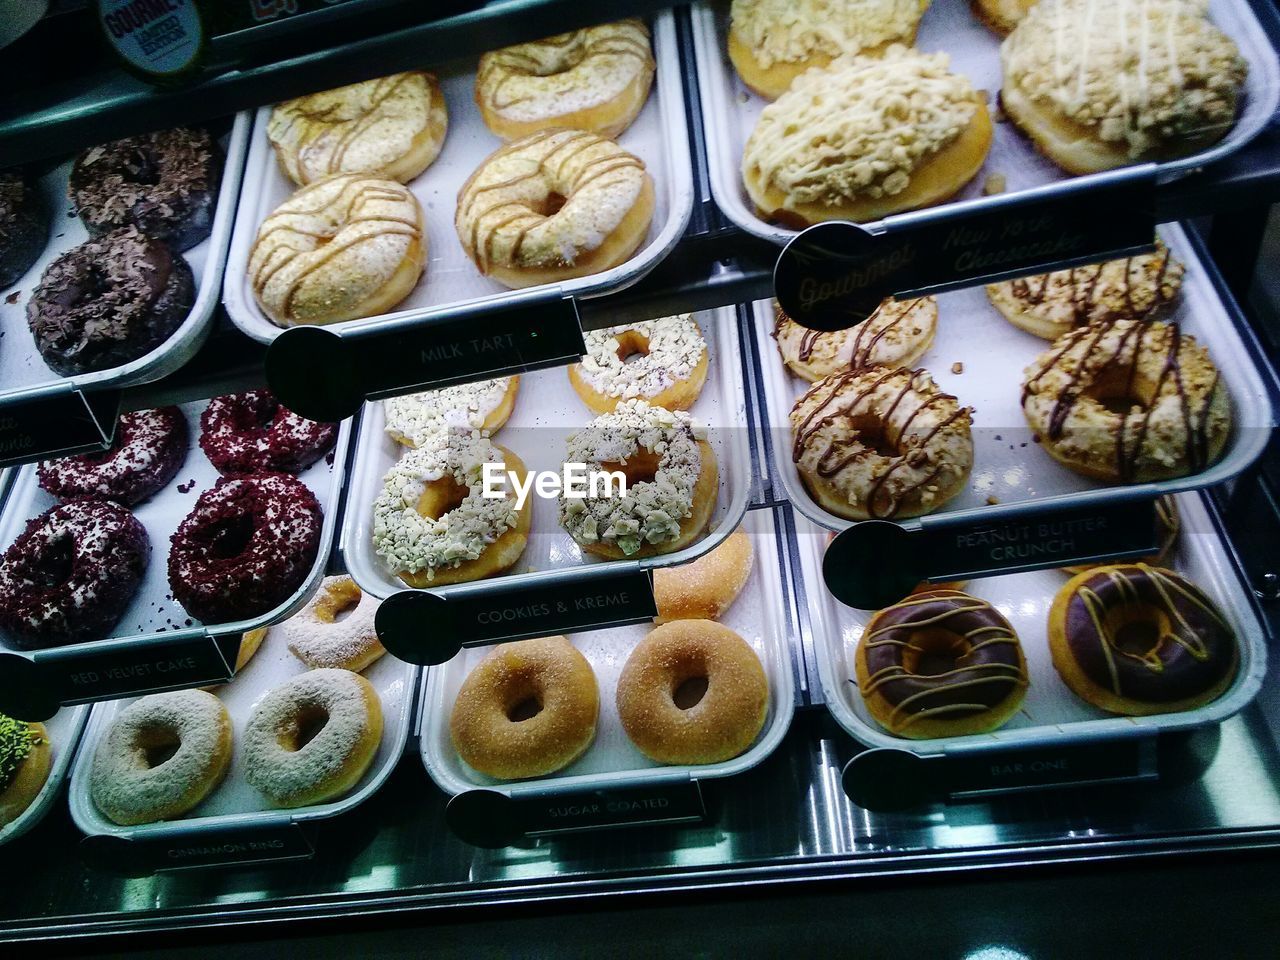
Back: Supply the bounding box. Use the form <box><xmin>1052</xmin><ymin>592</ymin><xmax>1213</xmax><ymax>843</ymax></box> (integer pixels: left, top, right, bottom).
<box><xmin>569</xmin><ymin>314</ymin><xmax>708</xmax><ymax>414</ymax></box>
<box><xmin>383</xmin><ymin>376</ymin><xmax>519</xmax><ymax>447</ymax></box>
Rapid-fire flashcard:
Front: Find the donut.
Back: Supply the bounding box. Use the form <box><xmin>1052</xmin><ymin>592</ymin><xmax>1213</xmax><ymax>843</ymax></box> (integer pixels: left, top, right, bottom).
<box><xmin>69</xmin><ymin>127</ymin><xmax>222</xmax><ymax>252</ymax></box>
<box><xmin>0</xmin><ymin>715</ymin><xmax>51</xmax><ymax>829</ymax></box>
<box><xmin>476</xmin><ymin>20</ymin><xmax>654</xmax><ymax>140</ymax></box>
<box><xmin>278</xmin><ymin>576</ymin><xmax>385</xmax><ymax>673</ymax></box>
<box><xmin>728</xmin><ymin>0</ymin><xmax>929</xmax><ymax>99</ymax></box>
<box><xmin>856</xmin><ymin>589</ymin><xmax>1028</xmax><ymax>738</ymax></box>
<box><xmin>168</xmin><ymin>473</ymin><xmax>322</xmax><ymax>624</ymax></box>
<box><xmin>38</xmin><ymin>406</ymin><xmax>188</xmax><ymax>505</ymax></box>
<box><xmin>1048</xmin><ymin>564</ymin><xmax>1239</xmax><ymax>716</ymax></box>
<box><xmin>559</xmin><ymin>400</ymin><xmax>718</xmax><ymax>559</ymax></box>
<box><xmin>742</xmin><ymin>47</ymin><xmax>992</xmax><ymax>226</ymax></box>
<box><xmin>267</xmin><ymin>72</ymin><xmax>448</xmax><ymax>186</ymax></box>
<box><xmin>455</xmin><ymin>128</ymin><xmax>655</xmax><ymax>289</ymax></box>
<box><xmin>616</xmin><ymin>620</ymin><xmax>768</xmax><ymax>764</ymax></box>
<box><xmin>569</xmin><ymin>314</ymin><xmax>708</xmax><ymax>414</ymax></box>
<box><xmin>235</xmin><ymin>627</ymin><xmax>267</xmax><ymax>672</ymax></box>
<box><xmin>243</xmin><ymin>669</ymin><xmax>383</xmax><ymax>808</ymax></box>
<box><xmin>773</xmin><ymin>297</ymin><xmax>937</xmax><ymax>383</ymax></box>
<box><xmin>971</xmin><ymin>0</ymin><xmax>1037</xmax><ymax>35</ymax></box>
<box><xmin>0</xmin><ymin>169</ymin><xmax>49</xmax><ymax>289</ymax></box>
<box><xmin>27</xmin><ymin>226</ymin><xmax>194</xmax><ymax>376</ymax></box>
<box><xmin>1064</xmin><ymin>494</ymin><xmax>1180</xmax><ymax>576</ymax></box>
<box><xmin>0</xmin><ymin>499</ymin><xmax>149</xmax><ymax>649</ymax></box>
<box><xmin>653</xmin><ymin>527</ymin><xmax>753</xmax><ymax>624</ymax></box>
<box><xmin>199</xmin><ymin>390</ymin><xmax>338</xmax><ymax>475</ymax></box>
<box><xmin>90</xmin><ymin>689</ymin><xmax>232</xmax><ymax>826</ymax></box>
<box><xmin>1021</xmin><ymin>319</ymin><xmax>1230</xmax><ymax>484</ymax></box>
<box><xmin>450</xmin><ymin>636</ymin><xmax>599</xmax><ymax>779</ymax></box>
<box><xmin>384</xmin><ymin>376</ymin><xmax>519</xmax><ymax>448</ymax></box>
<box><xmin>372</xmin><ymin>432</ymin><xmax>531</xmax><ymax>587</ymax></box>
<box><xmin>1000</xmin><ymin>0</ymin><xmax>1246</xmax><ymax>174</ymax></box>
<box><xmin>791</xmin><ymin>366</ymin><xmax>973</xmax><ymax>520</ymax></box>
<box><xmin>986</xmin><ymin>241</ymin><xmax>1185</xmax><ymax>341</ymax></box>
<box><xmin>249</xmin><ymin>173</ymin><xmax>425</xmax><ymax>328</ymax></box>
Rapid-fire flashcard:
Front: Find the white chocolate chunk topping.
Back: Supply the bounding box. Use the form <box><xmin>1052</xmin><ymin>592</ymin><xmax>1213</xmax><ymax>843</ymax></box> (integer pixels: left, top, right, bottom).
<box><xmin>384</xmin><ymin>377</ymin><xmax>514</xmax><ymax>446</ymax></box>
<box><xmin>577</xmin><ymin>314</ymin><xmax>706</xmax><ymax>399</ymax></box>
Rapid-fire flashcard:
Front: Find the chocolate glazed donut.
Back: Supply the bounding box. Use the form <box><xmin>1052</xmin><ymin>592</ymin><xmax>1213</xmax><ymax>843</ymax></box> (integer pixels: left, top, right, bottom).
<box><xmin>0</xmin><ymin>169</ymin><xmax>50</xmax><ymax>289</ymax></box>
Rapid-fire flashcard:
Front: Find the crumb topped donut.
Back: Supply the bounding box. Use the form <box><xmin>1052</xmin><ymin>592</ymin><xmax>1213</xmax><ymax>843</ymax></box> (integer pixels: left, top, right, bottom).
<box><xmin>971</xmin><ymin>0</ymin><xmax>1037</xmax><ymax>35</ymax></box>
<box><xmin>280</xmin><ymin>576</ymin><xmax>385</xmax><ymax>673</ymax></box>
<box><xmin>0</xmin><ymin>169</ymin><xmax>50</xmax><ymax>290</ymax></box>
<box><xmin>39</xmin><ymin>406</ymin><xmax>188</xmax><ymax>506</ymax></box>
<box><xmin>774</xmin><ymin>297</ymin><xmax>937</xmax><ymax>382</ymax></box>
<box><xmin>0</xmin><ymin>714</ymin><xmax>51</xmax><ymax>829</ymax></box>
<box><xmin>384</xmin><ymin>376</ymin><xmax>519</xmax><ymax>447</ymax></box>
<box><xmin>569</xmin><ymin>314</ymin><xmax>708</xmax><ymax>413</ymax></box>
<box><xmin>653</xmin><ymin>526</ymin><xmax>753</xmax><ymax>624</ymax></box>
<box><xmin>200</xmin><ymin>390</ymin><xmax>338</xmax><ymax>475</ymax></box>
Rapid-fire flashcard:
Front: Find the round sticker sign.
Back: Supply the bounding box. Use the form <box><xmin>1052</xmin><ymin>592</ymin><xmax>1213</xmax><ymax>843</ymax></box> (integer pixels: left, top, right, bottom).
<box><xmin>98</xmin><ymin>0</ymin><xmax>203</xmax><ymax>76</ymax></box>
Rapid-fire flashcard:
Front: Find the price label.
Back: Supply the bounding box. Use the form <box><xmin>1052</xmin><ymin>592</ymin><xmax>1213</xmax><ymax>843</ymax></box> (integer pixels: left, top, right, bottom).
<box><xmin>81</xmin><ymin>822</ymin><xmax>314</xmax><ymax>875</ymax></box>
<box><xmin>0</xmin><ymin>389</ymin><xmax>118</xmax><ymax>469</ymax></box>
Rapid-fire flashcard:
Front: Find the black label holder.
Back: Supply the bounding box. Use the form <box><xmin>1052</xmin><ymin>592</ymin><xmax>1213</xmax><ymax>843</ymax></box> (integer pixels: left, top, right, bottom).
<box><xmin>0</xmin><ymin>385</ymin><xmax>120</xmax><ymax>470</ymax></box>
<box><xmin>80</xmin><ymin>820</ymin><xmax>316</xmax><ymax>875</ymax></box>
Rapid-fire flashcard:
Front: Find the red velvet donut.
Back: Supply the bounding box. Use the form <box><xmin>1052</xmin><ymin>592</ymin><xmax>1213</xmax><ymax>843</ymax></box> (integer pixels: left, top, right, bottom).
<box><xmin>199</xmin><ymin>390</ymin><xmax>338</xmax><ymax>475</ymax></box>
<box><xmin>38</xmin><ymin>406</ymin><xmax>188</xmax><ymax>506</ymax></box>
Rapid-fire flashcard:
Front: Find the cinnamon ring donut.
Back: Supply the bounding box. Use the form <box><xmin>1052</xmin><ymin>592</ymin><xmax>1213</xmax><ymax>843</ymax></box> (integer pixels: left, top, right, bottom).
<box><xmin>200</xmin><ymin>390</ymin><xmax>338</xmax><ymax>476</ymax></box>
<box><xmin>38</xmin><ymin>406</ymin><xmax>188</xmax><ymax>506</ymax></box>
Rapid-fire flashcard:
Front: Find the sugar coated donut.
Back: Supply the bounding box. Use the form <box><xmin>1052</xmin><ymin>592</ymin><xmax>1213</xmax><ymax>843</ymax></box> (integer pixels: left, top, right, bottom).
<box><xmin>559</xmin><ymin>400</ymin><xmax>718</xmax><ymax>558</ymax></box>
<box><xmin>569</xmin><ymin>314</ymin><xmax>708</xmax><ymax>414</ymax></box>
<box><xmin>243</xmin><ymin>669</ymin><xmax>382</xmax><ymax>808</ymax></box>
<box><xmin>384</xmin><ymin>376</ymin><xmax>519</xmax><ymax>448</ymax></box>
<box><xmin>773</xmin><ymin>297</ymin><xmax>937</xmax><ymax>382</ymax></box>
<box><xmin>38</xmin><ymin>406</ymin><xmax>188</xmax><ymax>506</ymax></box>
<box><xmin>0</xmin><ymin>169</ymin><xmax>50</xmax><ymax>289</ymax></box>
<box><xmin>200</xmin><ymin>390</ymin><xmax>338</xmax><ymax>475</ymax></box>
<box><xmin>1064</xmin><ymin>494</ymin><xmax>1179</xmax><ymax>576</ymax></box>
<box><xmin>280</xmin><ymin>576</ymin><xmax>385</xmax><ymax>673</ymax></box>
<box><xmin>654</xmin><ymin>527</ymin><xmax>753</xmax><ymax>624</ymax></box>
<box><xmin>90</xmin><ymin>689</ymin><xmax>232</xmax><ymax>826</ymax></box>
<box><xmin>476</xmin><ymin>20</ymin><xmax>654</xmax><ymax>140</ymax></box>
<box><xmin>971</xmin><ymin>0</ymin><xmax>1036</xmax><ymax>35</ymax></box>
<box><xmin>0</xmin><ymin>715</ymin><xmax>51</xmax><ymax>829</ymax></box>
<box><xmin>450</xmin><ymin>636</ymin><xmax>599</xmax><ymax>779</ymax></box>
<box><xmin>616</xmin><ymin>620</ymin><xmax>768</xmax><ymax>764</ymax></box>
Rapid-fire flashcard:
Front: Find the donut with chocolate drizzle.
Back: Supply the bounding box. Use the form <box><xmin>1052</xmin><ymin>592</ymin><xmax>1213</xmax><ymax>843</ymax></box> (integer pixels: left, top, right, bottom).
<box><xmin>772</xmin><ymin>296</ymin><xmax>938</xmax><ymax>383</ymax></box>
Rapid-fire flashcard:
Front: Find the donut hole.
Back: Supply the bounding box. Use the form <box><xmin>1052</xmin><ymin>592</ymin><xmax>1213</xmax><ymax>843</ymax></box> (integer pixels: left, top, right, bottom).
<box><xmin>506</xmin><ymin>695</ymin><xmax>543</xmax><ymax>723</ymax></box>
<box><xmin>901</xmin><ymin>629</ymin><xmax>969</xmax><ymax>676</ymax></box>
<box><xmin>502</xmin><ymin>679</ymin><xmax>544</xmax><ymax>723</ymax></box>
<box><xmin>1107</xmin><ymin>605</ymin><xmax>1169</xmax><ymax>659</ymax></box>
<box><xmin>30</xmin><ymin>533</ymin><xmax>74</xmax><ymax>589</ymax></box>
<box><xmin>417</xmin><ymin>476</ymin><xmax>470</xmax><ymax>520</ymax></box>
<box><xmin>600</xmin><ymin>449</ymin><xmax>663</xmax><ymax>486</ymax></box>
<box><xmin>203</xmin><ymin>513</ymin><xmax>256</xmax><ymax>559</ymax></box>
<box><xmin>315</xmin><ymin>579</ymin><xmax>362</xmax><ymax>624</ymax></box>
<box><xmin>673</xmin><ymin>675</ymin><xmax>709</xmax><ymax>710</ymax></box>
<box><xmin>614</xmin><ymin>330</ymin><xmax>652</xmax><ymax>365</ymax></box>
<box><xmin>134</xmin><ymin>729</ymin><xmax>181</xmax><ymax>769</ymax></box>
<box><xmin>847</xmin><ymin>414</ymin><xmax>900</xmax><ymax>458</ymax></box>
<box><xmin>531</xmin><ymin>191</ymin><xmax>568</xmax><ymax>217</ymax></box>
<box><xmin>283</xmin><ymin>704</ymin><xmax>330</xmax><ymax>751</ymax></box>
<box><xmin>1085</xmin><ymin>367</ymin><xmax>1157</xmax><ymax>417</ymax></box>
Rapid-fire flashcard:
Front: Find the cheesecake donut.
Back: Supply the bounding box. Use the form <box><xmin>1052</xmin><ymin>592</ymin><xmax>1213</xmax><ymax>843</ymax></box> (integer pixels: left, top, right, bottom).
<box><xmin>791</xmin><ymin>366</ymin><xmax>973</xmax><ymax>520</ymax></box>
<box><xmin>384</xmin><ymin>376</ymin><xmax>519</xmax><ymax>447</ymax></box>
<box><xmin>569</xmin><ymin>314</ymin><xmax>708</xmax><ymax>414</ymax></box>
<box><xmin>773</xmin><ymin>297</ymin><xmax>937</xmax><ymax>382</ymax></box>
<box><xmin>279</xmin><ymin>576</ymin><xmax>385</xmax><ymax>673</ymax></box>
<box><xmin>743</xmin><ymin>46</ymin><xmax>991</xmax><ymax>226</ymax></box>
<box><xmin>476</xmin><ymin>20</ymin><xmax>654</xmax><ymax>140</ymax></box>
<box><xmin>249</xmin><ymin>173</ymin><xmax>425</xmax><ymax>327</ymax></box>
<box><xmin>268</xmin><ymin>72</ymin><xmax>448</xmax><ymax>186</ymax></box>
<box><xmin>0</xmin><ymin>169</ymin><xmax>50</xmax><ymax>289</ymax></box>
<box><xmin>1021</xmin><ymin>319</ymin><xmax>1230</xmax><ymax>484</ymax></box>
<box><xmin>559</xmin><ymin>400</ymin><xmax>718</xmax><ymax>559</ymax></box>
<box><xmin>0</xmin><ymin>715</ymin><xmax>51</xmax><ymax>829</ymax></box>
<box><xmin>372</xmin><ymin>432</ymin><xmax>531</xmax><ymax>587</ymax></box>
<box><xmin>200</xmin><ymin>390</ymin><xmax>338</xmax><ymax>475</ymax></box>
<box><xmin>455</xmin><ymin>129</ymin><xmax>655</xmax><ymax>289</ymax></box>
<box><xmin>971</xmin><ymin>0</ymin><xmax>1036</xmax><ymax>35</ymax></box>
<box><xmin>1064</xmin><ymin>494</ymin><xmax>1179</xmax><ymax>576</ymax></box>
<box><xmin>243</xmin><ymin>669</ymin><xmax>383</xmax><ymax>808</ymax></box>
<box><xmin>90</xmin><ymin>689</ymin><xmax>232</xmax><ymax>826</ymax></box>
<box><xmin>38</xmin><ymin>406</ymin><xmax>188</xmax><ymax>506</ymax></box>
<box><xmin>450</xmin><ymin>636</ymin><xmax>599</xmax><ymax>780</ymax></box>
<box><xmin>1049</xmin><ymin>564</ymin><xmax>1238</xmax><ymax>716</ymax></box>
<box><xmin>653</xmin><ymin>527</ymin><xmax>754</xmax><ymax>624</ymax></box>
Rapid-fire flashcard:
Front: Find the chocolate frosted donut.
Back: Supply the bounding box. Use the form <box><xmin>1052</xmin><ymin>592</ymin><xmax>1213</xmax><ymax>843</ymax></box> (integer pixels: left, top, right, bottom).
<box><xmin>70</xmin><ymin>127</ymin><xmax>221</xmax><ymax>252</ymax></box>
<box><xmin>200</xmin><ymin>390</ymin><xmax>339</xmax><ymax>476</ymax></box>
<box><xmin>0</xmin><ymin>499</ymin><xmax>149</xmax><ymax>649</ymax></box>
<box><xmin>27</xmin><ymin>226</ymin><xmax>194</xmax><ymax>376</ymax></box>
<box><xmin>38</xmin><ymin>407</ymin><xmax>188</xmax><ymax>506</ymax></box>
<box><xmin>0</xmin><ymin>170</ymin><xmax>49</xmax><ymax>289</ymax></box>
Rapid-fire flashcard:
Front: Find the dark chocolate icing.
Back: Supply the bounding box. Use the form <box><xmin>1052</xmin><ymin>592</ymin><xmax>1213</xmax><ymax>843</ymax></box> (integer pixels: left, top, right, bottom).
<box><xmin>0</xmin><ymin>170</ymin><xmax>50</xmax><ymax>289</ymax></box>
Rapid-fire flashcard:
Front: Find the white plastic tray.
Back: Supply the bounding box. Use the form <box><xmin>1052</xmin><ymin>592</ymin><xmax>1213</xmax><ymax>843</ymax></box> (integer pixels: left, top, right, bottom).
<box><xmin>802</xmin><ymin>492</ymin><xmax>1268</xmax><ymax>755</ymax></box>
<box><xmin>342</xmin><ymin>306</ymin><xmax>751</xmax><ymax>598</ymax></box>
<box><xmin>223</xmin><ymin>12</ymin><xmax>693</xmax><ymax>344</ymax></box>
<box><xmin>0</xmin><ymin>704</ymin><xmax>89</xmax><ymax>847</ymax></box>
<box><xmin>754</xmin><ymin>224</ymin><xmax>1274</xmax><ymax>532</ymax></box>
<box><xmin>0</xmin><ymin>114</ymin><xmax>251</xmax><ymax>403</ymax></box>
<box><xmin>421</xmin><ymin>507</ymin><xmax>794</xmax><ymax>797</ymax></box>
<box><xmin>692</xmin><ymin>0</ymin><xmax>1280</xmax><ymax>244</ymax></box>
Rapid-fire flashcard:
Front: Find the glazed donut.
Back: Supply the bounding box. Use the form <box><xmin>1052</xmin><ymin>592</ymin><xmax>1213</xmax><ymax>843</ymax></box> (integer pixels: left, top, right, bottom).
<box><xmin>0</xmin><ymin>169</ymin><xmax>49</xmax><ymax>289</ymax></box>
<box><xmin>168</xmin><ymin>473</ymin><xmax>322</xmax><ymax>624</ymax></box>
<box><xmin>653</xmin><ymin>527</ymin><xmax>753</xmax><ymax>624</ymax></box>
<box><xmin>855</xmin><ymin>589</ymin><xmax>1028</xmax><ymax>738</ymax></box>
<box><xmin>455</xmin><ymin>128</ymin><xmax>655</xmax><ymax>289</ymax></box>
<box><xmin>249</xmin><ymin>173</ymin><xmax>425</xmax><ymax>328</ymax></box>
<box><xmin>70</xmin><ymin>127</ymin><xmax>222</xmax><ymax>252</ymax></box>
<box><xmin>279</xmin><ymin>576</ymin><xmax>385</xmax><ymax>672</ymax></box>
<box><xmin>372</xmin><ymin>432</ymin><xmax>531</xmax><ymax>587</ymax></box>
<box><xmin>559</xmin><ymin>400</ymin><xmax>718</xmax><ymax>559</ymax></box>
<box><xmin>986</xmin><ymin>241</ymin><xmax>1184</xmax><ymax>341</ymax></box>
<box><xmin>450</xmin><ymin>636</ymin><xmax>599</xmax><ymax>779</ymax></box>
<box><xmin>27</xmin><ymin>226</ymin><xmax>194</xmax><ymax>376</ymax></box>
<box><xmin>1064</xmin><ymin>494</ymin><xmax>1180</xmax><ymax>576</ymax></box>
<box><xmin>384</xmin><ymin>376</ymin><xmax>520</xmax><ymax>448</ymax></box>
<box><xmin>476</xmin><ymin>20</ymin><xmax>654</xmax><ymax>140</ymax></box>
<box><xmin>616</xmin><ymin>620</ymin><xmax>768</xmax><ymax>764</ymax></box>
<box><xmin>791</xmin><ymin>367</ymin><xmax>973</xmax><ymax>520</ymax></box>
<box><xmin>728</xmin><ymin>0</ymin><xmax>929</xmax><ymax>100</ymax></box>
<box><xmin>971</xmin><ymin>0</ymin><xmax>1036</xmax><ymax>35</ymax></box>
<box><xmin>773</xmin><ymin>297</ymin><xmax>937</xmax><ymax>382</ymax></box>
<box><xmin>1021</xmin><ymin>319</ymin><xmax>1230</xmax><ymax>484</ymax></box>
<box><xmin>0</xmin><ymin>499</ymin><xmax>149</xmax><ymax>649</ymax></box>
<box><xmin>243</xmin><ymin>669</ymin><xmax>383</xmax><ymax>808</ymax></box>
<box><xmin>742</xmin><ymin>47</ymin><xmax>991</xmax><ymax>226</ymax></box>
<box><xmin>268</xmin><ymin>72</ymin><xmax>448</xmax><ymax>186</ymax></box>
<box><xmin>38</xmin><ymin>406</ymin><xmax>188</xmax><ymax>505</ymax></box>
<box><xmin>90</xmin><ymin>689</ymin><xmax>232</xmax><ymax>826</ymax></box>
<box><xmin>1048</xmin><ymin>564</ymin><xmax>1238</xmax><ymax>716</ymax></box>
<box><xmin>0</xmin><ymin>715</ymin><xmax>51</xmax><ymax>829</ymax></box>
<box><xmin>200</xmin><ymin>390</ymin><xmax>338</xmax><ymax>475</ymax></box>
<box><xmin>569</xmin><ymin>314</ymin><xmax>708</xmax><ymax>414</ymax></box>
<box><xmin>1000</xmin><ymin>0</ymin><xmax>1246</xmax><ymax>174</ymax></box>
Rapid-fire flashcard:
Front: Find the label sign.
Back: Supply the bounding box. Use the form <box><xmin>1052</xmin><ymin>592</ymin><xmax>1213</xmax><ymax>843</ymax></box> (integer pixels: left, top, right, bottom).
<box><xmin>97</xmin><ymin>0</ymin><xmax>205</xmax><ymax>77</ymax></box>
<box><xmin>81</xmin><ymin>822</ymin><xmax>314</xmax><ymax>875</ymax></box>
<box><xmin>0</xmin><ymin>389</ymin><xmax>119</xmax><ymax>469</ymax></box>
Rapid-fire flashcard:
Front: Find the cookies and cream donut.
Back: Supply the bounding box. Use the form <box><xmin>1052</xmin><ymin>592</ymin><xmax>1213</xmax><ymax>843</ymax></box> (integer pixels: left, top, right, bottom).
<box><xmin>0</xmin><ymin>715</ymin><xmax>51</xmax><ymax>829</ymax></box>
<box><xmin>559</xmin><ymin>400</ymin><xmax>718</xmax><ymax>559</ymax></box>
<box><xmin>742</xmin><ymin>46</ymin><xmax>992</xmax><ymax>226</ymax></box>
<box><xmin>773</xmin><ymin>297</ymin><xmax>937</xmax><ymax>382</ymax></box>
<box><xmin>1000</xmin><ymin>0</ymin><xmax>1247</xmax><ymax>174</ymax></box>
<box><xmin>249</xmin><ymin>173</ymin><xmax>424</xmax><ymax>327</ymax></box>
<box><xmin>476</xmin><ymin>20</ymin><xmax>654</xmax><ymax>140</ymax></box>
<box><xmin>569</xmin><ymin>314</ymin><xmax>708</xmax><ymax>414</ymax></box>
<box><xmin>38</xmin><ymin>406</ymin><xmax>188</xmax><ymax>506</ymax></box>
<box><xmin>971</xmin><ymin>0</ymin><xmax>1037</xmax><ymax>35</ymax></box>
<box><xmin>279</xmin><ymin>576</ymin><xmax>385</xmax><ymax>673</ymax></box>
<box><xmin>653</xmin><ymin>526</ymin><xmax>753</xmax><ymax>624</ymax></box>
<box><xmin>384</xmin><ymin>376</ymin><xmax>519</xmax><ymax>447</ymax></box>
<box><xmin>268</xmin><ymin>72</ymin><xmax>448</xmax><ymax>186</ymax></box>
<box><xmin>1021</xmin><ymin>319</ymin><xmax>1230</xmax><ymax>484</ymax></box>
